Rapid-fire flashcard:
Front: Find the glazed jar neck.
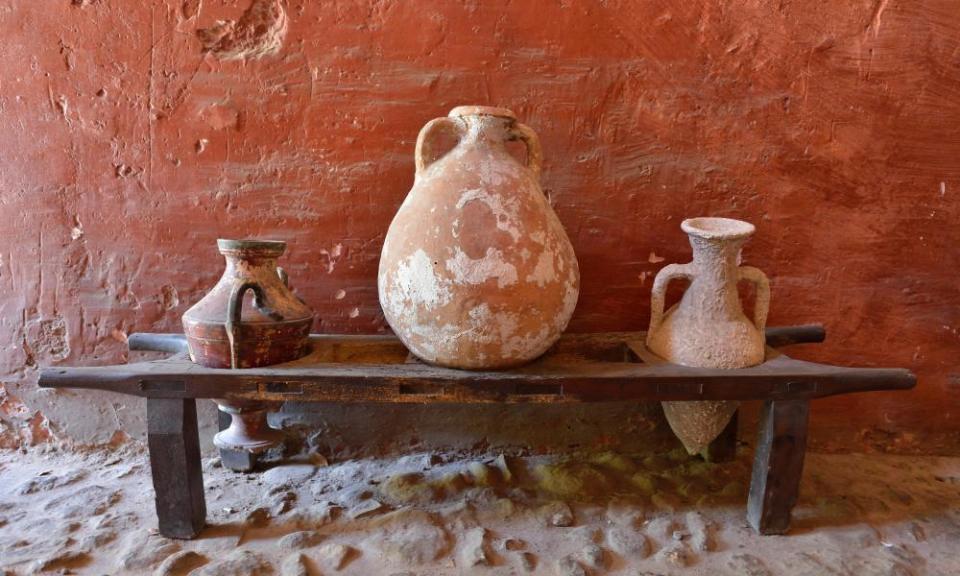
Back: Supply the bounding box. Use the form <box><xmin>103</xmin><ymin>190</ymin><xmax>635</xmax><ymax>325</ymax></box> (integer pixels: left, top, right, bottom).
<box><xmin>458</xmin><ymin>115</ymin><xmax>514</xmax><ymax>148</ymax></box>
<box><xmin>687</xmin><ymin>236</ymin><xmax>746</xmax><ymax>311</ymax></box>
<box><xmin>222</xmin><ymin>253</ymin><xmax>279</xmax><ymax>277</ymax></box>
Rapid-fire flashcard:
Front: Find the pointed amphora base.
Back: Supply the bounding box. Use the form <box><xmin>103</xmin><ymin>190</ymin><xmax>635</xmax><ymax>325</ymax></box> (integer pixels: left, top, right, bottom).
<box><xmin>662</xmin><ymin>400</ymin><xmax>740</xmax><ymax>455</ymax></box>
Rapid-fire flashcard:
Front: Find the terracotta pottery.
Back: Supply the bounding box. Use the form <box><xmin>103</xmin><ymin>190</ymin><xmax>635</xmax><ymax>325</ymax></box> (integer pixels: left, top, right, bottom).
<box><xmin>646</xmin><ymin>217</ymin><xmax>770</xmax><ymax>455</ymax></box>
<box><xmin>183</xmin><ymin>239</ymin><xmax>313</xmax><ymax>368</ymax></box>
<box><xmin>378</xmin><ymin>106</ymin><xmax>580</xmax><ymax>369</ymax></box>
<box><xmin>182</xmin><ymin>239</ymin><xmax>314</xmax><ymax>469</ymax></box>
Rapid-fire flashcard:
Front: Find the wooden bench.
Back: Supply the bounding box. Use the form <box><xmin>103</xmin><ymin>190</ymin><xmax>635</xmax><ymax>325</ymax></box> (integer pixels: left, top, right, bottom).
<box><xmin>39</xmin><ymin>325</ymin><xmax>915</xmax><ymax>539</ymax></box>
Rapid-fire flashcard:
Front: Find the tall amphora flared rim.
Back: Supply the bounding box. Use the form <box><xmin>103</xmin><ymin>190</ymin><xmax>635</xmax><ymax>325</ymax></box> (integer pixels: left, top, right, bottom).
<box><xmin>680</xmin><ymin>217</ymin><xmax>755</xmax><ymax>241</ymax></box>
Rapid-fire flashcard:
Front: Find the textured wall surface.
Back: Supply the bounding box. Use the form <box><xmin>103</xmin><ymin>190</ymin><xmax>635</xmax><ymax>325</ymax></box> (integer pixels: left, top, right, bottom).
<box><xmin>1</xmin><ymin>0</ymin><xmax>958</xmax><ymax>454</ymax></box>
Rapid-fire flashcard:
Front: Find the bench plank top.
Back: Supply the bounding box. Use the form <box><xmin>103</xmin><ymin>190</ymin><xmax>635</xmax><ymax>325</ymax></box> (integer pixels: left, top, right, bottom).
<box><xmin>39</xmin><ymin>325</ymin><xmax>915</xmax><ymax>403</ymax></box>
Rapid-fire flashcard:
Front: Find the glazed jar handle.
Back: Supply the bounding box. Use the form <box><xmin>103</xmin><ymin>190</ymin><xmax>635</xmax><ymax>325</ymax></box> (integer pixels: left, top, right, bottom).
<box><xmin>415</xmin><ymin>117</ymin><xmax>463</xmax><ymax>175</ymax></box>
<box><xmin>510</xmin><ymin>122</ymin><xmax>543</xmax><ymax>181</ymax></box>
<box><xmin>224</xmin><ymin>282</ymin><xmax>283</xmax><ymax>369</ymax></box>
<box><xmin>647</xmin><ymin>263</ymin><xmax>692</xmax><ymax>340</ymax></box>
<box><xmin>738</xmin><ymin>266</ymin><xmax>770</xmax><ymax>333</ymax></box>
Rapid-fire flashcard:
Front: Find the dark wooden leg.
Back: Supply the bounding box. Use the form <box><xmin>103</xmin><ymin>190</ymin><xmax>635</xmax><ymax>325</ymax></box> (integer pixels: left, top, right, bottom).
<box><xmin>147</xmin><ymin>397</ymin><xmax>207</xmax><ymax>539</ymax></box>
<box><xmin>703</xmin><ymin>409</ymin><xmax>739</xmax><ymax>463</ymax></box>
<box><xmin>747</xmin><ymin>399</ymin><xmax>809</xmax><ymax>535</ymax></box>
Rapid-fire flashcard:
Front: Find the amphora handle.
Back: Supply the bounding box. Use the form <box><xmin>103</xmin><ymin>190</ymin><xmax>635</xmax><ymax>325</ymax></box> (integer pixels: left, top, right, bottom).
<box><xmin>647</xmin><ymin>263</ymin><xmax>692</xmax><ymax>339</ymax></box>
<box><xmin>738</xmin><ymin>266</ymin><xmax>770</xmax><ymax>333</ymax></box>
<box><xmin>509</xmin><ymin>122</ymin><xmax>543</xmax><ymax>181</ymax></box>
<box><xmin>415</xmin><ymin>117</ymin><xmax>464</xmax><ymax>175</ymax></box>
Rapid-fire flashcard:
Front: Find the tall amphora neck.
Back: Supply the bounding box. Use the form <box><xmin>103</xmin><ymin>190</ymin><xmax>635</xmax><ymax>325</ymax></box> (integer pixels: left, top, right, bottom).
<box><xmin>690</xmin><ymin>237</ymin><xmax>744</xmax><ymax>280</ymax></box>
<box><xmin>681</xmin><ymin>217</ymin><xmax>755</xmax><ymax>315</ymax></box>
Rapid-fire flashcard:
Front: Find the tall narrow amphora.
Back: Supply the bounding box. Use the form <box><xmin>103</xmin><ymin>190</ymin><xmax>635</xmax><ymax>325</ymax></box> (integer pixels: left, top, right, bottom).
<box><xmin>646</xmin><ymin>217</ymin><xmax>770</xmax><ymax>455</ymax></box>
<box><xmin>378</xmin><ymin>106</ymin><xmax>580</xmax><ymax>369</ymax></box>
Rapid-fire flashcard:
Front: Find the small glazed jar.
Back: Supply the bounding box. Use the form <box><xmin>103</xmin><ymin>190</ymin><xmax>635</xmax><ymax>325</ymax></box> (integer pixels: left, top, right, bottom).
<box><xmin>182</xmin><ymin>239</ymin><xmax>314</xmax><ymax>369</ymax></box>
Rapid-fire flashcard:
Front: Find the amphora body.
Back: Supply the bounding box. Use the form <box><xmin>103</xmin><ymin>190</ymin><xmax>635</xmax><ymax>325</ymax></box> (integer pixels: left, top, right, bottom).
<box><xmin>646</xmin><ymin>217</ymin><xmax>770</xmax><ymax>454</ymax></box>
<box><xmin>378</xmin><ymin>106</ymin><xmax>580</xmax><ymax>369</ymax></box>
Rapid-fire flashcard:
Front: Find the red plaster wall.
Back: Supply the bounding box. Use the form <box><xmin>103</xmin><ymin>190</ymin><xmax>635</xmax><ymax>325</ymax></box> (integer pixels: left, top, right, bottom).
<box><xmin>1</xmin><ymin>0</ymin><xmax>958</xmax><ymax>452</ymax></box>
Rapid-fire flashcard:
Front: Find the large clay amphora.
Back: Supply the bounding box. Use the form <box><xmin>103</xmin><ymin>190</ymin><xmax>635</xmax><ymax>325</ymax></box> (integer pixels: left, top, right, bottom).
<box><xmin>378</xmin><ymin>106</ymin><xmax>580</xmax><ymax>369</ymax></box>
<box><xmin>646</xmin><ymin>217</ymin><xmax>770</xmax><ymax>455</ymax></box>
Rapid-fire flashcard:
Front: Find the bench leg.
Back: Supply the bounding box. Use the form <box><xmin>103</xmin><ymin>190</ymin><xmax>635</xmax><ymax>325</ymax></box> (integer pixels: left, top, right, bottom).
<box><xmin>147</xmin><ymin>397</ymin><xmax>207</xmax><ymax>539</ymax></box>
<box><xmin>703</xmin><ymin>409</ymin><xmax>739</xmax><ymax>463</ymax></box>
<box><xmin>747</xmin><ymin>399</ymin><xmax>809</xmax><ymax>535</ymax></box>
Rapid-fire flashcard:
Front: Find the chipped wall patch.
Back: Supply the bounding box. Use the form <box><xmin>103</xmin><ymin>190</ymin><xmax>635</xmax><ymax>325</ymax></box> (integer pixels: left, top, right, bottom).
<box><xmin>24</xmin><ymin>317</ymin><xmax>70</xmax><ymax>364</ymax></box>
<box><xmin>197</xmin><ymin>0</ymin><xmax>287</xmax><ymax>61</ymax></box>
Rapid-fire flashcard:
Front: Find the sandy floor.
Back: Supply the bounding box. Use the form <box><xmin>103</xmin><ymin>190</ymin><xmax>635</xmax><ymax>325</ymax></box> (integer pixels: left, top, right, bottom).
<box><xmin>1</xmin><ymin>444</ymin><xmax>959</xmax><ymax>575</ymax></box>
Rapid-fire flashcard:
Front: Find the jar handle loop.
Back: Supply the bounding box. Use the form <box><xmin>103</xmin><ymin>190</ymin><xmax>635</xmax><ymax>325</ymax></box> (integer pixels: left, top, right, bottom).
<box><xmin>415</xmin><ymin>117</ymin><xmax>464</xmax><ymax>175</ymax></box>
<box><xmin>510</xmin><ymin>122</ymin><xmax>543</xmax><ymax>181</ymax></box>
<box><xmin>225</xmin><ymin>282</ymin><xmax>283</xmax><ymax>369</ymax></box>
<box><xmin>647</xmin><ymin>263</ymin><xmax>692</xmax><ymax>340</ymax></box>
<box><xmin>738</xmin><ymin>266</ymin><xmax>770</xmax><ymax>333</ymax></box>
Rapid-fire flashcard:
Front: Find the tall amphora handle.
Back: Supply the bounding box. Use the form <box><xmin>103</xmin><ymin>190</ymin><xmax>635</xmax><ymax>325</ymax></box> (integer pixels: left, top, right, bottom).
<box><xmin>738</xmin><ymin>266</ymin><xmax>770</xmax><ymax>333</ymax></box>
<box><xmin>415</xmin><ymin>117</ymin><xmax>463</xmax><ymax>175</ymax></box>
<box><xmin>647</xmin><ymin>263</ymin><xmax>692</xmax><ymax>341</ymax></box>
<box><xmin>509</xmin><ymin>122</ymin><xmax>543</xmax><ymax>181</ymax></box>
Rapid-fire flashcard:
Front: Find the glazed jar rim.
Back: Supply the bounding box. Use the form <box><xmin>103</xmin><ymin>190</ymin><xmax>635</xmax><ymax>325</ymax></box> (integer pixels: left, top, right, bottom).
<box><xmin>681</xmin><ymin>217</ymin><xmax>755</xmax><ymax>240</ymax></box>
<box><xmin>448</xmin><ymin>105</ymin><xmax>516</xmax><ymax>120</ymax></box>
<box><xmin>217</xmin><ymin>238</ymin><xmax>287</xmax><ymax>256</ymax></box>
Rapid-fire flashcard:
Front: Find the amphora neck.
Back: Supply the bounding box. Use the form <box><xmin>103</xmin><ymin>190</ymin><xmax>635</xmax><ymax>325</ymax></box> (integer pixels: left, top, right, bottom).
<box><xmin>449</xmin><ymin>106</ymin><xmax>516</xmax><ymax>148</ymax></box>
<box><xmin>682</xmin><ymin>218</ymin><xmax>755</xmax><ymax>313</ymax></box>
<box><xmin>689</xmin><ymin>237</ymin><xmax>745</xmax><ymax>281</ymax></box>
